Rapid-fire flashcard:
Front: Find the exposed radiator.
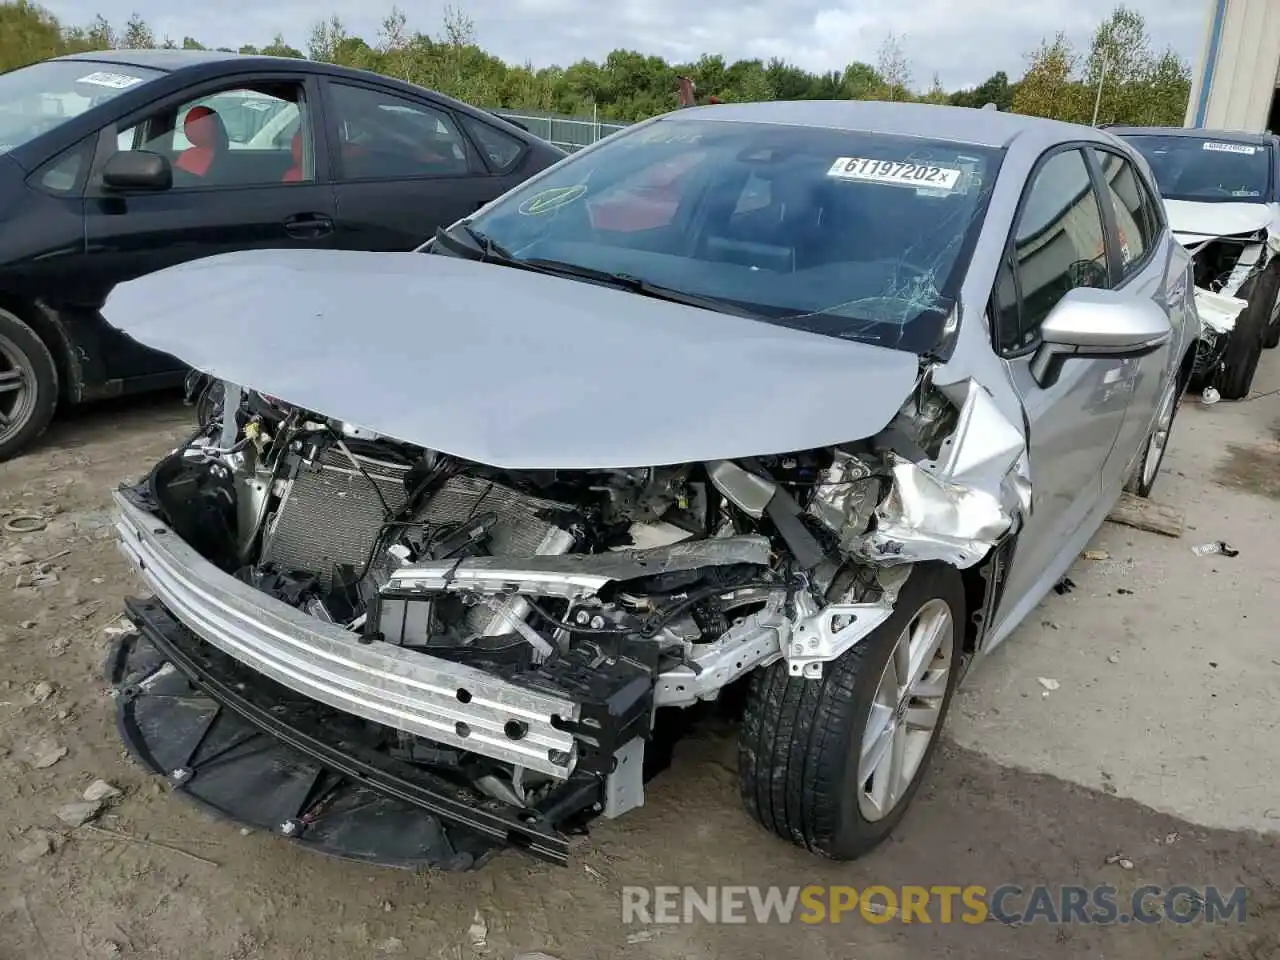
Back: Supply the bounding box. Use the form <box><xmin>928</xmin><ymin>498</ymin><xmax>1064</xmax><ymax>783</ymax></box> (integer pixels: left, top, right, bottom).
<box><xmin>260</xmin><ymin>449</ymin><xmax>410</xmax><ymax>586</ymax></box>
<box><xmin>259</xmin><ymin>449</ymin><xmax>574</xmax><ymax>596</ymax></box>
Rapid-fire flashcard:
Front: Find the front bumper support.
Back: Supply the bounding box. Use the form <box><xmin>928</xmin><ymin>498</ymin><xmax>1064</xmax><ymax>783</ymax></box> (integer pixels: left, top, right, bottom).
<box><xmin>113</xmin><ymin>489</ymin><xmax>580</xmax><ymax>778</ymax></box>
<box><xmin>118</xmin><ymin>597</ymin><xmax>585</xmax><ymax>865</ymax></box>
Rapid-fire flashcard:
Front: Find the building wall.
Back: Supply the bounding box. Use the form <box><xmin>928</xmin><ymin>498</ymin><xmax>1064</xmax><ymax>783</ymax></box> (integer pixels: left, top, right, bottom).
<box><xmin>1186</xmin><ymin>0</ymin><xmax>1280</xmax><ymax>131</ymax></box>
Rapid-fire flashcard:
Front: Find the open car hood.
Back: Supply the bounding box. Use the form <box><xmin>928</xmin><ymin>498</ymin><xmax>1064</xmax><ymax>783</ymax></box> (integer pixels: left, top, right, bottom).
<box><xmin>1164</xmin><ymin>199</ymin><xmax>1278</xmax><ymax>245</ymax></box>
<box><xmin>101</xmin><ymin>249</ymin><xmax>922</xmax><ymax>469</ymax></box>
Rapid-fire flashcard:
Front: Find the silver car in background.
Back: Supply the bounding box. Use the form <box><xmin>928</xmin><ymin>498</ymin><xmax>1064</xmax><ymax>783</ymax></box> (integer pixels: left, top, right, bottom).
<box><xmin>104</xmin><ymin>101</ymin><xmax>1198</xmax><ymax>869</ymax></box>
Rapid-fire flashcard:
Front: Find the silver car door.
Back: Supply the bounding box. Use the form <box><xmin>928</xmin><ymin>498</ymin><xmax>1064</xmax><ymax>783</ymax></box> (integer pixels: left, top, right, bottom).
<box><xmin>991</xmin><ymin>146</ymin><xmax>1135</xmax><ymax>622</ymax></box>
<box><xmin>1090</xmin><ymin>146</ymin><xmax>1181</xmax><ymax>489</ymax></box>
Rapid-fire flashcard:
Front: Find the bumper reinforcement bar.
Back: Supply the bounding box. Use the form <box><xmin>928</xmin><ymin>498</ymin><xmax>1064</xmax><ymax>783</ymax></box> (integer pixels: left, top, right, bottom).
<box><xmin>117</xmin><ymin>596</ymin><xmax>586</xmax><ymax>866</ymax></box>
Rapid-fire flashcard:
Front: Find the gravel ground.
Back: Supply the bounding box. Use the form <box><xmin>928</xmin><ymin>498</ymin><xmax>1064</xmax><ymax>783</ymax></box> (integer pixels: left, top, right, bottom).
<box><xmin>1</xmin><ymin>368</ymin><xmax>1277</xmax><ymax>960</ymax></box>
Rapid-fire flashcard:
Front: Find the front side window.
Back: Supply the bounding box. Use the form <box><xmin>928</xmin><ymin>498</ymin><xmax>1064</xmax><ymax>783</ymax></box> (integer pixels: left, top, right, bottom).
<box><xmin>1000</xmin><ymin>148</ymin><xmax>1110</xmax><ymax>353</ymax></box>
<box><xmin>0</xmin><ymin>59</ymin><xmax>163</xmax><ymax>155</ymax></box>
<box><xmin>328</xmin><ymin>83</ymin><xmax>469</xmax><ymax>180</ymax></box>
<box><xmin>1120</xmin><ymin>134</ymin><xmax>1272</xmax><ymax>203</ymax></box>
<box><xmin>453</xmin><ymin>118</ymin><xmax>1004</xmax><ymax>353</ymax></box>
<box><xmin>115</xmin><ymin>82</ymin><xmax>312</xmax><ymax>188</ymax></box>
<box><xmin>1094</xmin><ymin>148</ymin><xmax>1159</xmax><ymax>277</ymax></box>
<box><xmin>459</xmin><ymin>114</ymin><xmax>524</xmax><ymax>173</ymax></box>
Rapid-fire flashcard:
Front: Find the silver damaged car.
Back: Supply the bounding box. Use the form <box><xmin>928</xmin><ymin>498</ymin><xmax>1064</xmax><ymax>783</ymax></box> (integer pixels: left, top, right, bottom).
<box><xmin>105</xmin><ymin>101</ymin><xmax>1199</xmax><ymax>869</ymax></box>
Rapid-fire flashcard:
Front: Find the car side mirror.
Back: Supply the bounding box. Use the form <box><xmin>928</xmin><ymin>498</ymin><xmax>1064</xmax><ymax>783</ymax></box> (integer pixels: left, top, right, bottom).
<box><xmin>1030</xmin><ymin>286</ymin><xmax>1173</xmax><ymax>388</ymax></box>
<box><xmin>102</xmin><ymin>150</ymin><xmax>173</xmax><ymax>192</ymax></box>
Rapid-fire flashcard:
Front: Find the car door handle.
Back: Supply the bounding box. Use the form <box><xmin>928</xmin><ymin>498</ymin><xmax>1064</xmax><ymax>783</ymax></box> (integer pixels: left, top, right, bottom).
<box><xmin>284</xmin><ymin>214</ymin><xmax>334</xmax><ymax>239</ymax></box>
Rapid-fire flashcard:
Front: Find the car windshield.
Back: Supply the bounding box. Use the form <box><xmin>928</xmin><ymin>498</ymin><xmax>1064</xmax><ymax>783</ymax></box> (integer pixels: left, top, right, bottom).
<box><xmin>1120</xmin><ymin>134</ymin><xmax>1272</xmax><ymax>202</ymax></box>
<box><xmin>449</xmin><ymin>117</ymin><xmax>1003</xmax><ymax>353</ymax></box>
<box><xmin>0</xmin><ymin>59</ymin><xmax>163</xmax><ymax>155</ymax></box>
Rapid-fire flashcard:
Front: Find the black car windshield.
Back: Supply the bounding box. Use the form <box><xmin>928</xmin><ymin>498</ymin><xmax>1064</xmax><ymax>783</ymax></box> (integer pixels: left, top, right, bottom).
<box><xmin>1120</xmin><ymin>134</ymin><xmax>1273</xmax><ymax>202</ymax></box>
<box><xmin>0</xmin><ymin>59</ymin><xmax>163</xmax><ymax>155</ymax></box>
<box><xmin>451</xmin><ymin>117</ymin><xmax>1003</xmax><ymax>353</ymax></box>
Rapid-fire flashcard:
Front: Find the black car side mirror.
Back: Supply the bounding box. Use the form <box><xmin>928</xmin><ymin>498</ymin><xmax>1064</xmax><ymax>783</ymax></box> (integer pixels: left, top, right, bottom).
<box><xmin>102</xmin><ymin>150</ymin><xmax>173</xmax><ymax>192</ymax></box>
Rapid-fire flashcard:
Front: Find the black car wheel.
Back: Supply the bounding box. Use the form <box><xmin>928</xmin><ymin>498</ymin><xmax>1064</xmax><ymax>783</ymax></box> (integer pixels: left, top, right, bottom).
<box><xmin>0</xmin><ymin>307</ymin><xmax>59</xmax><ymax>462</ymax></box>
<box><xmin>1218</xmin><ymin>264</ymin><xmax>1280</xmax><ymax>400</ymax></box>
<box><xmin>738</xmin><ymin>563</ymin><xmax>963</xmax><ymax>860</ymax></box>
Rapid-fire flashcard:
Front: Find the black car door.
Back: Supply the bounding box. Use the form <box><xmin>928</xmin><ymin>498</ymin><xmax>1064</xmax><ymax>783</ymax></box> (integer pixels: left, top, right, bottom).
<box><xmin>79</xmin><ymin>73</ymin><xmax>338</xmax><ymax>381</ymax></box>
<box><xmin>319</xmin><ymin>79</ymin><xmax>502</xmax><ymax>250</ymax></box>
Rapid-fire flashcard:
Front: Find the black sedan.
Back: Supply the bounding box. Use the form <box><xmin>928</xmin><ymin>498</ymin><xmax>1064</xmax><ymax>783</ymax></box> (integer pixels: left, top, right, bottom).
<box><xmin>0</xmin><ymin>49</ymin><xmax>565</xmax><ymax>459</ymax></box>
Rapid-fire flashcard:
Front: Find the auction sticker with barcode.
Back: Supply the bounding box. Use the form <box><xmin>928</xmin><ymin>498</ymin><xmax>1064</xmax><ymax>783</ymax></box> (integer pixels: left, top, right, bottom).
<box><xmin>77</xmin><ymin>71</ymin><xmax>145</xmax><ymax>90</ymax></box>
<box><xmin>827</xmin><ymin>157</ymin><xmax>961</xmax><ymax>191</ymax></box>
<box><xmin>1203</xmin><ymin>141</ymin><xmax>1256</xmax><ymax>154</ymax></box>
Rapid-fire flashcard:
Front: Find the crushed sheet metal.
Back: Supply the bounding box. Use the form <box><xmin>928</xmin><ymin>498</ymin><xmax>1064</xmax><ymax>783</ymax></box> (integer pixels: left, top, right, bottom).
<box><xmin>857</xmin><ymin>456</ymin><xmax>1013</xmax><ymax>568</ymax></box>
<box><xmin>931</xmin><ymin>379</ymin><xmax>1029</xmax><ymax>513</ymax></box>
<box><xmin>805</xmin><ymin>450</ymin><xmax>879</xmax><ymax>552</ymax></box>
<box><xmin>854</xmin><ymin>379</ymin><xmax>1025</xmax><ymax>569</ymax></box>
<box><xmin>1195</xmin><ymin>286</ymin><xmax>1249</xmax><ymax>334</ymax></box>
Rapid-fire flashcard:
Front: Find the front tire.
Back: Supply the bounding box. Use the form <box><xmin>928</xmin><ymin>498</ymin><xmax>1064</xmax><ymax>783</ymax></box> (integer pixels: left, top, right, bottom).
<box><xmin>0</xmin><ymin>306</ymin><xmax>59</xmax><ymax>462</ymax></box>
<box><xmin>738</xmin><ymin>563</ymin><xmax>964</xmax><ymax>860</ymax></box>
<box><xmin>1218</xmin><ymin>264</ymin><xmax>1280</xmax><ymax>399</ymax></box>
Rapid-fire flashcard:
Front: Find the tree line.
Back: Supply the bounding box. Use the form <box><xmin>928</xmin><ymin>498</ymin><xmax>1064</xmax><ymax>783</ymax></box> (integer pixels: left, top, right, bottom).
<box><xmin>0</xmin><ymin>0</ymin><xmax>1191</xmax><ymax>126</ymax></box>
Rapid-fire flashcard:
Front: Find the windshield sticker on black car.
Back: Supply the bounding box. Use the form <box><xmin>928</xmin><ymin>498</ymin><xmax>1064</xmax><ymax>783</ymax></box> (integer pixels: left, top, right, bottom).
<box><xmin>518</xmin><ymin>184</ymin><xmax>588</xmax><ymax>215</ymax></box>
<box><xmin>827</xmin><ymin>157</ymin><xmax>962</xmax><ymax>192</ymax></box>
<box><xmin>1202</xmin><ymin>141</ymin><xmax>1257</xmax><ymax>155</ymax></box>
<box><xmin>76</xmin><ymin>71</ymin><xmax>146</xmax><ymax>90</ymax></box>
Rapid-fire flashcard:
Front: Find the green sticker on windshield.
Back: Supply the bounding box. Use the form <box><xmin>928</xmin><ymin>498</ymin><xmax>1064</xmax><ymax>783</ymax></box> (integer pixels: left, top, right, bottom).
<box><xmin>518</xmin><ymin>184</ymin><xmax>587</xmax><ymax>215</ymax></box>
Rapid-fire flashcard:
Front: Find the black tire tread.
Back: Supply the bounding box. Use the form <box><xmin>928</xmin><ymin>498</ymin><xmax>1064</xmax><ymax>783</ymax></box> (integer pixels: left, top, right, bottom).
<box><xmin>739</xmin><ymin>565</ymin><xmax>964</xmax><ymax>860</ymax></box>
<box><xmin>1218</xmin><ymin>264</ymin><xmax>1280</xmax><ymax>400</ymax></box>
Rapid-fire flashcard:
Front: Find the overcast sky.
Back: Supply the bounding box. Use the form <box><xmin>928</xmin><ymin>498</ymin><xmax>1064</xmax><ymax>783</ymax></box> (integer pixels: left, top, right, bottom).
<box><xmin>45</xmin><ymin>0</ymin><xmax>1209</xmax><ymax>91</ymax></box>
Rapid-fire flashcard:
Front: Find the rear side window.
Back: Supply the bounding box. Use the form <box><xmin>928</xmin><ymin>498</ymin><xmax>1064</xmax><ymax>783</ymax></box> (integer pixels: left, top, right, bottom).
<box><xmin>327</xmin><ymin>82</ymin><xmax>470</xmax><ymax>180</ymax></box>
<box><xmin>1093</xmin><ymin>148</ymin><xmax>1160</xmax><ymax>278</ymax></box>
<box><xmin>460</xmin><ymin>115</ymin><xmax>525</xmax><ymax>173</ymax></box>
<box><xmin>1000</xmin><ymin>148</ymin><xmax>1111</xmax><ymax>352</ymax></box>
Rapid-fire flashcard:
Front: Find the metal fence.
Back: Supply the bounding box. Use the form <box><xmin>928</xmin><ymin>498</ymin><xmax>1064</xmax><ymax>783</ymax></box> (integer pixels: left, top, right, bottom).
<box><xmin>491</xmin><ymin>109</ymin><xmax>631</xmax><ymax>152</ymax></box>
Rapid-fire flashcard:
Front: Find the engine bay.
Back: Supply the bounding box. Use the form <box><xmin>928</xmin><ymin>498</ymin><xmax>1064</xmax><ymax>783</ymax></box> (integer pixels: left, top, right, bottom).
<box><xmin>116</xmin><ymin>373</ymin><xmax>1023</xmax><ymax>849</ymax></box>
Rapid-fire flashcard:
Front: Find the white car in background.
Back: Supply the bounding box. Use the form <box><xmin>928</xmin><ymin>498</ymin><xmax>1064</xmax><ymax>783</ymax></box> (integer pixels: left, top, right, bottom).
<box><xmin>1112</xmin><ymin>126</ymin><xmax>1280</xmax><ymax>399</ymax></box>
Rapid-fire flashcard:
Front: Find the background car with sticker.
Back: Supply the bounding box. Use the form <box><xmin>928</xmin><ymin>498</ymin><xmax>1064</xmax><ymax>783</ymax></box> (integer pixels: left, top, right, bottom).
<box><xmin>1111</xmin><ymin>126</ymin><xmax>1279</xmax><ymax>399</ymax></box>
<box><xmin>0</xmin><ymin>48</ymin><xmax>565</xmax><ymax>461</ymax></box>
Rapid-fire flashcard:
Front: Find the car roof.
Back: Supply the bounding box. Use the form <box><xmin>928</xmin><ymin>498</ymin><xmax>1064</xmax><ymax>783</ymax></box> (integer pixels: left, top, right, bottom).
<box><xmin>53</xmin><ymin>48</ymin><xmax>261</xmax><ymax>71</ymax></box>
<box><xmin>666</xmin><ymin>100</ymin><xmax>1109</xmax><ymax>149</ymax></box>
<box><xmin>1107</xmin><ymin>125</ymin><xmax>1275</xmax><ymax>146</ymax></box>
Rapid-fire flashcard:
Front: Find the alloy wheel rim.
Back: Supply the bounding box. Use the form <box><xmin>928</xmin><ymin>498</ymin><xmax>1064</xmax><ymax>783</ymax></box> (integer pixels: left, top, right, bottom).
<box><xmin>0</xmin><ymin>333</ymin><xmax>37</xmax><ymax>445</ymax></box>
<box><xmin>1140</xmin><ymin>385</ymin><xmax>1177</xmax><ymax>489</ymax></box>
<box><xmin>858</xmin><ymin>597</ymin><xmax>955</xmax><ymax>822</ymax></box>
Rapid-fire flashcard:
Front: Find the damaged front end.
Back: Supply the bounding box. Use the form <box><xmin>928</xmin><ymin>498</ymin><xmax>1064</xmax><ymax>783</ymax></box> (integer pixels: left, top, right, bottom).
<box><xmin>1187</xmin><ymin>230</ymin><xmax>1273</xmax><ymax>379</ymax></box>
<box><xmin>112</xmin><ymin>373</ymin><xmax>1025</xmax><ymax>867</ymax></box>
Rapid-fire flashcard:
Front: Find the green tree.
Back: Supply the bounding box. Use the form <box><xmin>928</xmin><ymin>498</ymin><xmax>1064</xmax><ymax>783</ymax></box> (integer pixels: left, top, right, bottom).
<box><xmin>841</xmin><ymin>62</ymin><xmax>882</xmax><ymax>100</ymax></box>
<box><xmin>0</xmin><ymin>1</ymin><xmax>66</xmax><ymax>70</ymax></box>
<box><xmin>120</xmin><ymin>11</ymin><xmax>153</xmax><ymax>48</ymax></box>
<box><xmin>1012</xmin><ymin>33</ymin><xmax>1086</xmax><ymax>121</ymax></box>
<box><xmin>951</xmin><ymin>71</ymin><xmax>1014</xmax><ymax>111</ymax></box>
<box><xmin>874</xmin><ymin>32</ymin><xmax>913</xmax><ymax>101</ymax></box>
<box><xmin>0</xmin><ymin>3</ymin><xmax>1199</xmax><ymax>136</ymax></box>
<box><xmin>922</xmin><ymin>72</ymin><xmax>949</xmax><ymax>104</ymax></box>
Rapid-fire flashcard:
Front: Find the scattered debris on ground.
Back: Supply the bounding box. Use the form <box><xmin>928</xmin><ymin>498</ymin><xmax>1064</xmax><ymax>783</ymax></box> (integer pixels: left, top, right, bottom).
<box><xmin>1192</xmin><ymin>540</ymin><xmax>1240</xmax><ymax>557</ymax></box>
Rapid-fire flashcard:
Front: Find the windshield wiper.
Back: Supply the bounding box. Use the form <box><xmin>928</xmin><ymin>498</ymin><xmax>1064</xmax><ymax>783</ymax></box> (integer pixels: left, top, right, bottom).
<box><xmin>522</xmin><ymin>258</ymin><xmax>769</xmax><ymax>319</ymax></box>
<box><xmin>432</xmin><ymin>222</ymin><xmax>521</xmax><ymax>264</ymax></box>
<box><xmin>433</xmin><ymin>234</ymin><xmax>768</xmax><ymax>319</ymax></box>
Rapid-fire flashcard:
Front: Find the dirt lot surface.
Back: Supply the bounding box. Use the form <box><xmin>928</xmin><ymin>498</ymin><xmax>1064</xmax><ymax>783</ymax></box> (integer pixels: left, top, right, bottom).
<box><xmin>2</xmin><ymin>372</ymin><xmax>1279</xmax><ymax>960</ymax></box>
